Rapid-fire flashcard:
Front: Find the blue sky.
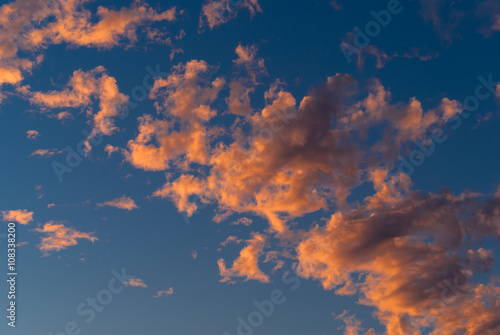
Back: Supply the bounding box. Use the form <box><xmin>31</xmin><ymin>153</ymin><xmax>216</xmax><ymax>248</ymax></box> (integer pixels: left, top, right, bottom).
<box><xmin>1</xmin><ymin>0</ymin><xmax>500</xmax><ymax>334</ymax></box>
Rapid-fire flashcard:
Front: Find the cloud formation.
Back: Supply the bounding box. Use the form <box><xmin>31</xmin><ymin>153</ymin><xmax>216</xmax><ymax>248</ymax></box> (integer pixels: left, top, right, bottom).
<box><xmin>0</xmin><ymin>0</ymin><xmax>180</xmax><ymax>88</ymax></box>
<box><xmin>92</xmin><ymin>31</ymin><xmax>497</xmax><ymax>335</ymax></box>
<box><xmin>26</xmin><ymin>130</ymin><xmax>40</xmax><ymax>139</ymax></box>
<box><xmin>30</xmin><ymin>148</ymin><xmax>63</xmax><ymax>157</ymax></box>
<box><xmin>296</xmin><ymin>171</ymin><xmax>500</xmax><ymax>334</ymax></box>
<box><xmin>19</xmin><ymin>66</ymin><xmax>128</xmax><ymax>151</ymax></box>
<box><xmin>218</xmin><ymin>233</ymin><xmax>270</xmax><ymax>283</ymax></box>
<box><xmin>1</xmin><ymin>209</ymin><xmax>34</xmax><ymax>225</ymax></box>
<box><xmin>151</xmin><ymin>64</ymin><xmax>461</xmax><ymax>236</ymax></box>
<box><xmin>97</xmin><ymin>196</ymin><xmax>138</xmax><ymax>211</ymax></box>
<box><xmin>154</xmin><ymin>287</ymin><xmax>174</xmax><ymax>298</ymax></box>
<box><xmin>125</xmin><ymin>60</ymin><xmax>225</xmax><ymax>171</ymax></box>
<box><xmin>199</xmin><ymin>0</ymin><xmax>262</xmax><ymax>30</ymax></box>
<box><xmin>35</xmin><ymin>222</ymin><xmax>97</xmax><ymax>255</ymax></box>
<box><xmin>124</xmin><ymin>278</ymin><xmax>148</xmax><ymax>288</ymax></box>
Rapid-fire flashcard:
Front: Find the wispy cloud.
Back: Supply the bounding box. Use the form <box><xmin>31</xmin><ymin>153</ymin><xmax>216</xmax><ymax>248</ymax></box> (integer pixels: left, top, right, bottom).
<box><xmin>154</xmin><ymin>287</ymin><xmax>174</xmax><ymax>298</ymax></box>
<box><xmin>30</xmin><ymin>149</ymin><xmax>63</xmax><ymax>158</ymax></box>
<box><xmin>199</xmin><ymin>0</ymin><xmax>262</xmax><ymax>30</ymax></box>
<box><xmin>35</xmin><ymin>222</ymin><xmax>97</xmax><ymax>256</ymax></box>
<box><xmin>97</xmin><ymin>196</ymin><xmax>138</xmax><ymax>211</ymax></box>
<box><xmin>26</xmin><ymin>130</ymin><xmax>40</xmax><ymax>139</ymax></box>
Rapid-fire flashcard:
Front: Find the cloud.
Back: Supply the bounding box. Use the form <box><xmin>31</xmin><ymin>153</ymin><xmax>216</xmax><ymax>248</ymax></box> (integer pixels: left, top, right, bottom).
<box><xmin>26</xmin><ymin>130</ymin><xmax>40</xmax><ymax>139</ymax></box>
<box><xmin>48</xmin><ymin>111</ymin><xmax>73</xmax><ymax>121</ymax></box>
<box><xmin>343</xmin><ymin>41</ymin><xmax>439</xmax><ymax>70</ymax></box>
<box><xmin>30</xmin><ymin>148</ymin><xmax>63</xmax><ymax>157</ymax></box>
<box><xmin>144</xmin><ymin>62</ymin><xmax>463</xmax><ymax>235</ymax></box>
<box><xmin>124</xmin><ymin>278</ymin><xmax>148</xmax><ymax>288</ymax></box>
<box><xmin>418</xmin><ymin>0</ymin><xmax>466</xmax><ymax>42</ymax></box>
<box><xmin>0</xmin><ymin>0</ymin><xmax>179</xmax><ymax>89</ymax></box>
<box><xmin>35</xmin><ymin>222</ymin><xmax>97</xmax><ymax>255</ymax></box>
<box><xmin>220</xmin><ymin>235</ymin><xmax>243</xmax><ymax>247</ymax></box>
<box><xmin>218</xmin><ymin>233</ymin><xmax>270</xmax><ymax>283</ymax></box>
<box><xmin>19</xmin><ymin>66</ymin><xmax>128</xmax><ymax>151</ymax></box>
<box><xmin>476</xmin><ymin>0</ymin><xmax>500</xmax><ymax>36</ymax></box>
<box><xmin>1</xmin><ymin>209</ymin><xmax>34</xmax><ymax>225</ymax></box>
<box><xmin>0</xmin><ymin>0</ymin><xmax>179</xmax><ymax>49</ymax></box>
<box><xmin>154</xmin><ymin>287</ymin><xmax>174</xmax><ymax>298</ymax></box>
<box><xmin>113</xmin><ymin>53</ymin><xmax>500</xmax><ymax>332</ymax></box>
<box><xmin>104</xmin><ymin>144</ymin><xmax>120</xmax><ymax>157</ymax></box>
<box><xmin>125</xmin><ymin>60</ymin><xmax>225</xmax><ymax>171</ymax></box>
<box><xmin>0</xmin><ymin>55</ymin><xmax>42</xmax><ymax>86</ymax></box>
<box><xmin>231</xmin><ymin>217</ymin><xmax>253</xmax><ymax>226</ymax></box>
<box><xmin>227</xmin><ymin>44</ymin><xmax>267</xmax><ymax>115</ymax></box>
<box><xmin>296</xmin><ymin>171</ymin><xmax>500</xmax><ymax>334</ymax></box>
<box><xmin>199</xmin><ymin>0</ymin><xmax>262</xmax><ymax>30</ymax></box>
<box><xmin>334</xmin><ymin>311</ymin><xmax>371</xmax><ymax>335</ymax></box>
<box><xmin>97</xmin><ymin>196</ymin><xmax>138</xmax><ymax>210</ymax></box>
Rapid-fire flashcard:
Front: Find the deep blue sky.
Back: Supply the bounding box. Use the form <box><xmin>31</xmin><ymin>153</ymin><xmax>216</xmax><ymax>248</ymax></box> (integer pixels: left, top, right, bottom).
<box><xmin>1</xmin><ymin>0</ymin><xmax>500</xmax><ymax>334</ymax></box>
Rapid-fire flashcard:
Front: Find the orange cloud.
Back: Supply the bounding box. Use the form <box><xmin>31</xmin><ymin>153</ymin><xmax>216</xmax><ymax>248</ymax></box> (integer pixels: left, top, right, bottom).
<box><xmin>218</xmin><ymin>233</ymin><xmax>270</xmax><ymax>283</ymax></box>
<box><xmin>30</xmin><ymin>148</ymin><xmax>63</xmax><ymax>157</ymax></box>
<box><xmin>220</xmin><ymin>236</ymin><xmax>243</xmax><ymax>247</ymax></box>
<box><xmin>97</xmin><ymin>196</ymin><xmax>138</xmax><ymax>211</ymax></box>
<box><xmin>48</xmin><ymin>111</ymin><xmax>73</xmax><ymax>121</ymax></box>
<box><xmin>0</xmin><ymin>0</ymin><xmax>179</xmax><ymax>49</ymax></box>
<box><xmin>334</xmin><ymin>311</ymin><xmax>370</xmax><ymax>335</ymax></box>
<box><xmin>20</xmin><ymin>66</ymin><xmax>128</xmax><ymax>150</ymax></box>
<box><xmin>154</xmin><ymin>287</ymin><xmax>174</xmax><ymax>298</ymax></box>
<box><xmin>227</xmin><ymin>44</ymin><xmax>267</xmax><ymax>116</ymax></box>
<box><xmin>0</xmin><ymin>56</ymin><xmax>42</xmax><ymax>86</ymax></box>
<box><xmin>107</xmin><ymin>53</ymin><xmax>500</xmax><ymax>334</ymax></box>
<box><xmin>147</xmin><ymin>65</ymin><xmax>466</xmax><ymax>236</ymax></box>
<box><xmin>231</xmin><ymin>217</ymin><xmax>253</xmax><ymax>226</ymax></box>
<box><xmin>296</xmin><ymin>179</ymin><xmax>500</xmax><ymax>334</ymax></box>
<box><xmin>0</xmin><ymin>0</ymin><xmax>179</xmax><ymax>90</ymax></box>
<box><xmin>35</xmin><ymin>222</ymin><xmax>97</xmax><ymax>255</ymax></box>
<box><xmin>124</xmin><ymin>278</ymin><xmax>148</xmax><ymax>288</ymax></box>
<box><xmin>26</xmin><ymin>130</ymin><xmax>40</xmax><ymax>139</ymax></box>
<box><xmin>125</xmin><ymin>60</ymin><xmax>225</xmax><ymax>171</ymax></box>
<box><xmin>1</xmin><ymin>209</ymin><xmax>34</xmax><ymax>225</ymax></box>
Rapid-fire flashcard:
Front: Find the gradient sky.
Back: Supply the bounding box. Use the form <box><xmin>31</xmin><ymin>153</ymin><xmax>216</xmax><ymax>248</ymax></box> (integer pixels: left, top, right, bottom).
<box><xmin>1</xmin><ymin>0</ymin><xmax>500</xmax><ymax>334</ymax></box>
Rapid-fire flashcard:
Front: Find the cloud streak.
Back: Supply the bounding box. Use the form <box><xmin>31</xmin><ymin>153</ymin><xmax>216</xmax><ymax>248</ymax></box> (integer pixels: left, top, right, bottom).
<box><xmin>97</xmin><ymin>196</ymin><xmax>138</xmax><ymax>211</ymax></box>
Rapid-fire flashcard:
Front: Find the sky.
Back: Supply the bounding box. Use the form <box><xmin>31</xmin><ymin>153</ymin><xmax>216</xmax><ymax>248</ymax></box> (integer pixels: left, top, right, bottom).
<box><xmin>0</xmin><ymin>0</ymin><xmax>500</xmax><ymax>334</ymax></box>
